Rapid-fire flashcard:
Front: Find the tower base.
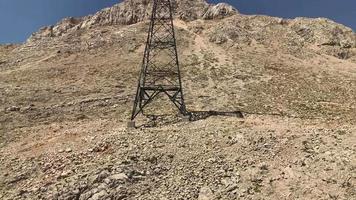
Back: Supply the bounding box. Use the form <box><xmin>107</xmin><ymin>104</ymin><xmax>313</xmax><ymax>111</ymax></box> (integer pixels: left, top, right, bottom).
<box><xmin>127</xmin><ymin>121</ymin><xmax>136</xmax><ymax>129</ymax></box>
<box><xmin>179</xmin><ymin>113</ymin><xmax>191</xmax><ymax>122</ymax></box>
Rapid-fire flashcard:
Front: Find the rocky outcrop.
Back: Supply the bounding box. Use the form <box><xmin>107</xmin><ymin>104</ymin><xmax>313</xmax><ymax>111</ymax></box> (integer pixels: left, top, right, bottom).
<box><xmin>206</xmin><ymin>14</ymin><xmax>355</xmax><ymax>59</ymax></box>
<box><xmin>29</xmin><ymin>17</ymin><xmax>83</xmax><ymax>40</ymax></box>
<box><xmin>82</xmin><ymin>0</ymin><xmax>151</xmax><ymax>27</ymax></box>
<box><xmin>202</xmin><ymin>3</ymin><xmax>237</xmax><ymax>20</ymax></box>
<box><xmin>175</xmin><ymin>0</ymin><xmax>210</xmax><ymax>21</ymax></box>
<box><xmin>24</xmin><ymin>0</ymin><xmax>356</xmax><ymax>61</ymax></box>
<box><xmin>289</xmin><ymin>17</ymin><xmax>356</xmax><ymax>48</ymax></box>
<box><xmin>28</xmin><ymin>0</ymin><xmax>237</xmax><ymax>42</ymax></box>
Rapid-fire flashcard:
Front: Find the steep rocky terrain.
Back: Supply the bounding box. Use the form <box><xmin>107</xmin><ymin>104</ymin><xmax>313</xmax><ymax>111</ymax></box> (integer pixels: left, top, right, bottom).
<box><xmin>0</xmin><ymin>0</ymin><xmax>355</xmax><ymax>199</ymax></box>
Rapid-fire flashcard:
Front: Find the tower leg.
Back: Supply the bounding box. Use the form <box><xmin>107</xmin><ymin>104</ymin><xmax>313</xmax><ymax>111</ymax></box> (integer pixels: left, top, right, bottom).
<box><xmin>127</xmin><ymin>121</ymin><xmax>136</xmax><ymax>128</ymax></box>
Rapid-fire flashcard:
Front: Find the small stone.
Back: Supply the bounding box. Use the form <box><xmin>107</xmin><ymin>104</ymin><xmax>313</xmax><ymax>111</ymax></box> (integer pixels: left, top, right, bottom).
<box><xmin>17</xmin><ymin>189</ymin><xmax>27</xmax><ymax>195</ymax></box>
<box><xmin>59</xmin><ymin>170</ymin><xmax>71</xmax><ymax>178</ymax></box>
<box><xmin>79</xmin><ymin>191</ymin><xmax>93</xmax><ymax>200</ymax></box>
<box><xmin>31</xmin><ymin>187</ymin><xmax>39</xmax><ymax>193</ymax></box>
<box><xmin>104</xmin><ymin>178</ymin><xmax>111</xmax><ymax>185</ymax></box>
<box><xmin>263</xmin><ymin>143</ymin><xmax>271</xmax><ymax>148</ymax></box>
<box><xmin>221</xmin><ymin>178</ymin><xmax>233</xmax><ymax>187</ymax></box>
<box><xmin>93</xmin><ymin>170</ymin><xmax>110</xmax><ymax>183</ymax></box>
<box><xmin>207</xmin><ymin>158</ymin><xmax>216</xmax><ymax>163</ymax></box>
<box><xmin>72</xmin><ymin>189</ymin><xmax>80</xmax><ymax>195</ymax></box>
<box><xmin>65</xmin><ymin>148</ymin><xmax>72</xmax><ymax>153</ymax></box>
<box><xmin>43</xmin><ymin>163</ymin><xmax>52</xmax><ymax>171</ymax></box>
<box><xmin>97</xmin><ymin>183</ymin><xmax>109</xmax><ymax>191</ymax></box>
<box><xmin>259</xmin><ymin>163</ymin><xmax>269</xmax><ymax>171</ymax></box>
<box><xmin>198</xmin><ymin>186</ymin><xmax>214</xmax><ymax>200</ymax></box>
<box><xmin>40</xmin><ymin>187</ymin><xmax>47</xmax><ymax>192</ymax></box>
<box><xmin>6</xmin><ymin>106</ymin><xmax>20</xmax><ymax>112</ymax></box>
<box><xmin>89</xmin><ymin>190</ymin><xmax>108</xmax><ymax>200</ymax></box>
<box><xmin>109</xmin><ymin>173</ymin><xmax>129</xmax><ymax>181</ymax></box>
<box><xmin>226</xmin><ymin>184</ymin><xmax>238</xmax><ymax>192</ymax></box>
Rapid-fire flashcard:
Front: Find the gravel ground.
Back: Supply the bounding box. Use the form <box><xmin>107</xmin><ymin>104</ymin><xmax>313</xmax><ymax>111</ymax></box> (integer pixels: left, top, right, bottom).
<box><xmin>1</xmin><ymin>115</ymin><xmax>355</xmax><ymax>200</ymax></box>
<box><xmin>1</xmin><ymin>1</ymin><xmax>356</xmax><ymax>198</ymax></box>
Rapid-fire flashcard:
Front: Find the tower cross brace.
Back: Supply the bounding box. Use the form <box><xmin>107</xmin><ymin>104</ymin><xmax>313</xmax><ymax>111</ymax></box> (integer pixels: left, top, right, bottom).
<box><xmin>131</xmin><ymin>0</ymin><xmax>188</xmax><ymax>121</ymax></box>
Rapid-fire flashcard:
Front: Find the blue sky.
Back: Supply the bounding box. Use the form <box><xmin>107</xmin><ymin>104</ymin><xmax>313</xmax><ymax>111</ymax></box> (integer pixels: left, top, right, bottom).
<box><xmin>0</xmin><ymin>0</ymin><xmax>355</xmax><ymax>44</ymax></box>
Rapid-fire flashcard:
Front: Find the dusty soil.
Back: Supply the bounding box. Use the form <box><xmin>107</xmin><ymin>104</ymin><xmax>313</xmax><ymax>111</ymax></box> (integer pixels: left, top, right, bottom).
<box><xmin>0</xmin><ymin>6</ymin><xmax>356</xmax><ymax>200</ymax></box>
<box><xmin>0</xmin><ymin>114</ymin><xmax>355</xmax><ymax>200</ymax></box>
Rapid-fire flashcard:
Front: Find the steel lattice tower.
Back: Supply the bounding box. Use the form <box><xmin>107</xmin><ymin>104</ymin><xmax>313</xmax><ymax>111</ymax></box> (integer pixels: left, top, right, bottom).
<box><xmin>130</xmin><ymin>0</ymin><xmax>188</xmax><ymax>121</ymax></box>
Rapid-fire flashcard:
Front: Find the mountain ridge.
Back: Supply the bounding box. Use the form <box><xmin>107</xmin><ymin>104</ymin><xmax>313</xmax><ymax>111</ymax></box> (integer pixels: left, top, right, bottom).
<box><xmin>23</xmin><ymin>0</ymin><xmax>355</xmax><ymax>61</ymax></box>
<box><xmin>28</xmin><ymin>0</ymin><xmax>237</xmax><ymax>41</ymax></box>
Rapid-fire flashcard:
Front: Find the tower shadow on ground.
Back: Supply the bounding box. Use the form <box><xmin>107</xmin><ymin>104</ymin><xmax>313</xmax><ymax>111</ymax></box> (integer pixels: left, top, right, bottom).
<box><xmin>188</xmin><ymin>110</ymin><xmax>244</xmax><ymax>121</ymax></box>
<box><xmin>134</xmin><ymin>110</ymin><xmax>244</xmax><ymax>128</ymax></box>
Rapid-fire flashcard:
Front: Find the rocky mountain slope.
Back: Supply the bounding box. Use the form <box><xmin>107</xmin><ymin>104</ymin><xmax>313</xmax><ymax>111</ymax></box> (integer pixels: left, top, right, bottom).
<box><xmin>0</xmin><ymin>0</ymin><xmax>355</xmax><ymax>199</ymax></box>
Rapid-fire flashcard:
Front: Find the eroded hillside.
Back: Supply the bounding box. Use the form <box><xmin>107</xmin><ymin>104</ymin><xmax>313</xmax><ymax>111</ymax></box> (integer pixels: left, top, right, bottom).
<box><xmin>0</xmin><ymin>0</ymin><xmax>355</xmax><ymax>199</ymax></box>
